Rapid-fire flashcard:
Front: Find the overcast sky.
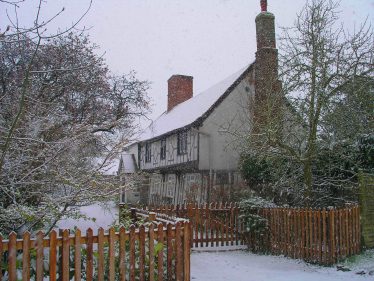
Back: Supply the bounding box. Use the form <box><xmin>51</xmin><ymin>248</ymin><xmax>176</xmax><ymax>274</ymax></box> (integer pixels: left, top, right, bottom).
<box><xmin>1</xmin><ymin>0</ymin><xmax>373</xmax><ymax>122</ymax></box>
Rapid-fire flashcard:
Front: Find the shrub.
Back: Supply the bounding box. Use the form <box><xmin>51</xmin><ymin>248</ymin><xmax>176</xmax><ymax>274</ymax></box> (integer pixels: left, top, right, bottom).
<box><xmin>239</xmin><ymin>195</ymin><xmax>275</xmax><ymax>253</ymax></box>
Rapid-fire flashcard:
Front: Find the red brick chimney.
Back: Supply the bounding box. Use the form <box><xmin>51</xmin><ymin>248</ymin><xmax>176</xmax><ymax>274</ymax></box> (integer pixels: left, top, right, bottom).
<box><xmin>167</xmin><ymin>75</ymin><xmax>193</xmax><ymax>112</ymax></box>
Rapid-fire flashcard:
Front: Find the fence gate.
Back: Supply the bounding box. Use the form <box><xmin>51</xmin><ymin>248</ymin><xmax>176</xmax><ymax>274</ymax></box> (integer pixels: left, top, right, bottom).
<box><xmin>148</xmin><ymin>203</ymin><xmax>244</xmax><ymax>248</ymax></box>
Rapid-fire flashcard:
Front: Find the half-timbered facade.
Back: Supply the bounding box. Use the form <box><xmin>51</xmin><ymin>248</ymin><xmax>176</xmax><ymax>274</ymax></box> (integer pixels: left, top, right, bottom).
<box><xmin>119</xmin><ymin>1</ymin><xmax>281</xmax><ymax>205</ymax></box>
<box><xmin>139</xmin><ymin>128</ymin><xmax>199</xmax><ymax>171</ymax></box>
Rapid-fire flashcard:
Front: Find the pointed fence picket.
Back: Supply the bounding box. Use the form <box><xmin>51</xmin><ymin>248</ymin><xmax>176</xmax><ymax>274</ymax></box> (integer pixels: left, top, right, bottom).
<box><xmin>0</xmin><ymin>221</ymin><xmax>191</xmax><ymax>281</ymax></box>
<box><xmin>145</xmin><ymin>202</ymin><xmax>244</xmax><ymax>248</ymax></box>
<box><xmin>139</xmin><ymin>202</ymin><xmax>361</xmax><ymax>265</ymax></box>
<box><xmin>255</xmin><ymin>205</ymin><xmax>361</xmax><ymax>264</ymax></box>
<box><xmin>0</xmin><ymin>203</ymin><xmax>361</xmax><ymax>280</ymax></box>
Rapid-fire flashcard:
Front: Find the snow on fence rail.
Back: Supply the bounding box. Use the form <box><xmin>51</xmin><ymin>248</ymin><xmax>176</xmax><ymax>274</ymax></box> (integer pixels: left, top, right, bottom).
<box><xmin>0</xmin><ymin>221</ymin><xmax>191</xmax><ymax>281</ymax></box>
<box><xmin>135</xmin><ymin>202</ymin><xmax>361</xmax><ymax>265</ymax></box>
<box><xmin>139</xmin><ymin>202</ymin><xmax>245</xmax><ymax>248</ymax></box>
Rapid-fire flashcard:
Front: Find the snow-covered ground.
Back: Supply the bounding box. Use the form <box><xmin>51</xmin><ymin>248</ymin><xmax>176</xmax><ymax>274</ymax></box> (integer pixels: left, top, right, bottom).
<box><xmin>55</xmin><ymin>202</ymin><xmax>119</xmax><ymax>232</ymax></box>
<box><xmin>191</xmin><ymin>249</ymin><xmax>374</xmax><ymax>281</ymax></box>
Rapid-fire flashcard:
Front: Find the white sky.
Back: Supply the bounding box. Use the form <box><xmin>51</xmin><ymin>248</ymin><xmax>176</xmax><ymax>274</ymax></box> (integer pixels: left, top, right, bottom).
<box><xmin>1</xmin><ymin>0</ymin><xmax>373</xmax><ymax>123</ymax></box>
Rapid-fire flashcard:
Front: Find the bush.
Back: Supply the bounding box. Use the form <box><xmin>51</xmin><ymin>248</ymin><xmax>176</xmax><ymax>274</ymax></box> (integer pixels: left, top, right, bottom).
<box><xmin>239</xmin><ymin>195</ymin><xmax>275</xmax><ymax>253</ymax></box>
<box><xmin>239</xmin><ymin>154</ymin><xmax>271</xmax><ymax>185</ymax></box>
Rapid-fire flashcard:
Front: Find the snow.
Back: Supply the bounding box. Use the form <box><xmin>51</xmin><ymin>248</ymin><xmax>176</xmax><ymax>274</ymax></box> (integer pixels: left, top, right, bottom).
<box><xmin>120</xmin><ymin>153</ymin><xmax>137</xmax><ymax>173</ymax></box>
<box><xmin>55</xmin><ymin>202</ymin><xmax>119</xmax><ymax>233</ymax></box>
<box><xmin>138</xmin><ymin>63</ymin><xmax>253</xmax><ymax>141</ymax></box>
<box><xmin>93</xmin><ymin>156</ymin><xmax>120</xmax><ymax>176</ymax></box>
<box><xmin>102</xmin><ymin>159</ymin><xmax>120</xmax><ymax>176</ymax></box>
<box><xmin>191</xmin><ymin>250</ymin><xmax>374</xmax><ymax>281</ymax></box>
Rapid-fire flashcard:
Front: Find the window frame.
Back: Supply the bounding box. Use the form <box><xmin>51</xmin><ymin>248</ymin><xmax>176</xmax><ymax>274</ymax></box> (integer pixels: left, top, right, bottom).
<box><xmin>160</xmin><ymin>138</ymin><xmax>166</xmax><ymax>160</ymax></box>
<box><xmin>145</xmin><ymin>142</ymin><xmax>151</xmax><ymax>163</ymax></box>
<box><xmin>177</xmin><ymin>131</ymin><xmax>188</xmax><ymax>155</ymax></box>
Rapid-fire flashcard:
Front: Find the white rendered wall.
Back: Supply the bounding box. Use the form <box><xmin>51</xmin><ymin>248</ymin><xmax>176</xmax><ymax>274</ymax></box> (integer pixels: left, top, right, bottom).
<box><xmin>198</xmin><ymin>74</ymin><xmax>254</xmax><ymax>171</ymax></box>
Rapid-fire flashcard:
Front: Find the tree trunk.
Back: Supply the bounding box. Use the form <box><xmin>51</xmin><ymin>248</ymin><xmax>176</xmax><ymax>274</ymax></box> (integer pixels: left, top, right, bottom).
<box><xmin>303</xmin><ymin>159</ymin><xmax>313</xmax><ymax>206</ymax></box>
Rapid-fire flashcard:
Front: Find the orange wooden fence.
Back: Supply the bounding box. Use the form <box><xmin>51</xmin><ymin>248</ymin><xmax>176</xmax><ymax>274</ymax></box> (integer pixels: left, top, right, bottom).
<box><xmin>143</xmin><ymin>202</ymin><xmax>244</xmax><ymax>248</ymax></box>
<box><xmin>141</xmin><ymin>203</ymin><xmax>361</xmax><ymax>265</ymax></box>
<box><xmin>259</xmin><ymin>205</ymin><xmax>361</xmax><ymax>264</ymax></box>
<box><xmin>0</xmin><ymin>221</ymin><xmax>191</xmax><ymax>281</ymax></box>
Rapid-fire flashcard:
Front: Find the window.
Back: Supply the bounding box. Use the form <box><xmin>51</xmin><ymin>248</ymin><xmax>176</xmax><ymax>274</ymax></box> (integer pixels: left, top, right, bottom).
<box><xmin>145</xmin><ymin>142</ymin><xmax>151</xmax><ymax>163</ymax></box>
<box><xmin>177</xmin><ymin>131</ymin><xmax>187</xmax><ymax>155</ymax></box>
<box><xmin>166</xmin><ymin>175</ymin><xmax>176</xmax><ymax>198</ymax></box>
<box><xmin>150</xmin><ymin>174</ymin><xmax>161</xmax><ymax>195</ymax></box>
<box><xmin>160</xmin><ymin>138</ymin><xmax>166</xmax><ymax>160</ymax></box>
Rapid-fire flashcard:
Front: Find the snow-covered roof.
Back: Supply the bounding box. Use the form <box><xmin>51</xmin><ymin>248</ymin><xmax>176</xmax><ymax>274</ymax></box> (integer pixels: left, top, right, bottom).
<box><xmin>119</xmin><ymin>153</ymin><xmax>137</xmax><ymax>173</ymax></box>
<box><xmin>139</xmin><ymin>63</ymin><xmax>254</xmax><ymax>142</ymax></box>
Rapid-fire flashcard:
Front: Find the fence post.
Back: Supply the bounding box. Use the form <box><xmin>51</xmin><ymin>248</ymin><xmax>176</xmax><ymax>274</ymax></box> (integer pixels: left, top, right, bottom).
<box><xmin>109</xmin><ymin>228</ymin><xmax>116</xmax><ymax>281</ymax></box>
<box><xmin>49</xmin><ymin>230</ymin><xmax>57</xmax><ymax>281</ymax></box>
<box><xmin>149</xmin><ymin>212</ymin><xmax>157</xmax><ymax>222</ymax></box>
<box><xmin>157</xmin><ymin>223</ymin><xmax>164</xmax><ymax>280</ymax></box>
<box><xmin>183</xmin><ymin>222</ymin><xmax>191</xmax><ymax>281</ymax></box>
<box><xmin>8</xmin><ymin>232</ymin><xmax>17</xmax><ymax>281</ymax></box>
<box><xmin>23</xmin><ymin>231</ymin><xmax>31</xmax><ymax>281</ymax></box>
<box><xmin>149</xmin><ymin>224</ymin><xmax>155</xmax><ymax>281</ymax></box>
<box><xmin>129</xmin><ymin>225</ymin><xmax>136</xmax><ymax>281</ymax></box>
<box><xmin>317</xmin><ymin>210</ymin><xmax>322</xmax><ymax>263</ymax></box>
<box><xmin>176</xmin><ymin>222</ymin><xmax>183</xmax><ymax>281</ymax></box>
<box><xmin>119</xmin><ymin>227</ymin><xmax>127</xmax><ymax>281</ymax></box>
<box><xmin>36</xmin><ymin>231</ymin><xmax>44</xmax><ymax>281</ymax></box>
<box><xmin>98</xmin><ymin>228</ymin><xmax>105</xmax><ymax>281</ymax></box>
<box><xmin>86</xmin><ymin>228</ymin><xmax>94</xmax><ymax>281</ymax></box>
<box><xmin>338</xmin><ymin>209</ymin><xmax>343</xmax><ymax>259</ymax></box>
<box><xmin>297</xmin><ymin>209</ymin><xmax>302</xmax><ymax>259</ymax></box>
<box><xmin>61</xmin><ymin>230</ymin><xmax>70</xmax><ymax>281</ymax></box>
<box><xmin>209</xmin><ymin>203</ymin><xmax>214</xmax><ymax>247</ymax></box>
<box><xmin>58</xmin><ymin>229</ymin><xmax>63</xmax><ymax>281</ymax></box>
<box><xmin>346</xmin><ymin>208</ymin><xmax>350</xmax><ymax>257</ymax></box>
<box><xmin>139</xmin><ymin>225</ymin><xmax>146</xmax><ymax>281</ymax></box>
<box><xmin>74</xmin><ymin>229</ymin><xmax>82</xmax><ymax>281</ymax></box>
<box><xmin>167</xmin><ymin>223</ymin><xmax>173</xmax><ymax>280</ymax></box>
<box><xmin>329</xmin><ymin>209</ymin><xmax>336</xmax><ymax>264</ymax></box>
<box><xmin>321</xmin><ymin>208</ymin><xmax>326</xmax><ymax>264</ymax></box>
<box><xmin>0</xmin><ymin>235</ymin><xmax>2</xmax><ymax>281</ymax></box>
<box><xmin>355</xmin><ymin>206</ymin><xmax>360</xmax><ymax>254</ymax></box>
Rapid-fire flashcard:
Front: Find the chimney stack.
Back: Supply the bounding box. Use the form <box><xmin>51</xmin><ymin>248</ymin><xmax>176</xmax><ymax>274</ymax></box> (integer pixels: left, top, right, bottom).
<box><xmin>254</xmin><ymin>0</ymin><xmax>283</xmax><ymax>127</ymax></box>
<box><xmin>256</xmin><ymin>0</ymin><xmax>276</xmax><ymax>50</ymax></box>
<box><xmin>167</xmin><ymin>75</ymin><xmax>193</xmax><ymax>112</ymax></box>
<box><xmin>255</xmin><ymin>0</ymin><xmax>279</xmax><ymax>98</ymax></box>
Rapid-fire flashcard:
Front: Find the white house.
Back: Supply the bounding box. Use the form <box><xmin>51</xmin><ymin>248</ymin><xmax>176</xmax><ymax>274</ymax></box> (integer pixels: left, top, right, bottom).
<box><xmin>118</xmin><ymin>152</ymin><xmax>139</xmax><ymax>203</ymax></box>
<box><xmin>118</xmin><ymin>0</ymin><xmax>282</xmax><ymax>205</ymax></box>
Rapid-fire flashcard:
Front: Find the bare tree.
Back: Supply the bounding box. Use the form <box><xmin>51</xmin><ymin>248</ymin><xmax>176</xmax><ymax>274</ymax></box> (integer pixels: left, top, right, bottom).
<box><xmin>241</xmin><ymin>0</ymin><xmax>373</xmax><ymax>206</ymax></box>
<box><xmin>0</xmin><ymin>0</ymin><xmax>150</xmax><ymax>234</ymax></box>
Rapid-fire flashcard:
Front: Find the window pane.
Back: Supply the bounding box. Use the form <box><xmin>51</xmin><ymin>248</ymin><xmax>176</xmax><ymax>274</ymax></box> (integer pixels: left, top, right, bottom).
<box><xmin>160</xmin><ymin>138</ymin><xmax>166</xmax><ymax>160</ymax></box>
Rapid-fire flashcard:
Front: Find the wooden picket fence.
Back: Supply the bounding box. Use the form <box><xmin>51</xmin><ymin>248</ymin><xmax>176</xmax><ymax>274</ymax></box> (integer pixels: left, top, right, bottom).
<box><xmin>142</xmin><ymin>203</ymin><xmax>361</xmax><ymax>265</ymax></box>
<box><xmin>0</xmin><ymin>221</ymin><xmax>191</xmax><ymax>281</ymax></box>
<box><xmin>143</xmin><ymin>202</ymin><xmax>244</xmax><ymax>248</ymax></box>
<box><xmin>259</xmin><ymin>205</ymin><xmax>361</xmax><ymax>264</ymax></box>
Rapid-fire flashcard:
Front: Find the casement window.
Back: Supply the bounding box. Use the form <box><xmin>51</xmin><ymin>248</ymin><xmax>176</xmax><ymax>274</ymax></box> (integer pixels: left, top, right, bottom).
<box><xmin>145</xmin><ymin>142</ymin><xmax>151</xmax><ymax>163</ymax></box>
<box><xmin>160</xmin><ymin>138</ymin><xmax>166</xmax><ymax>160</ymax></box>
<box><xmin>177</xmin><ymin>131</ymin><xmax>188</xmax><ymax>155</ymax></box>
<box><xmin>151</xmin><ymin>175</ymin><xmax>161</xmax><ymax>195</ymax></box>
<box><xmin>166</xmin><ymin>174</ymin><xmax>176</xmax><ymax>198</ymax></box>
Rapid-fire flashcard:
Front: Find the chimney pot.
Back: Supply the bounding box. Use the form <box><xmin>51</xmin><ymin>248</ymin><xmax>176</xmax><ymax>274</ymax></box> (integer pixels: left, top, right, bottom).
<box><xmin>261</xmin><ymin>0</ymin><xmax>267</xmax><ymax>12</ymax></box>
